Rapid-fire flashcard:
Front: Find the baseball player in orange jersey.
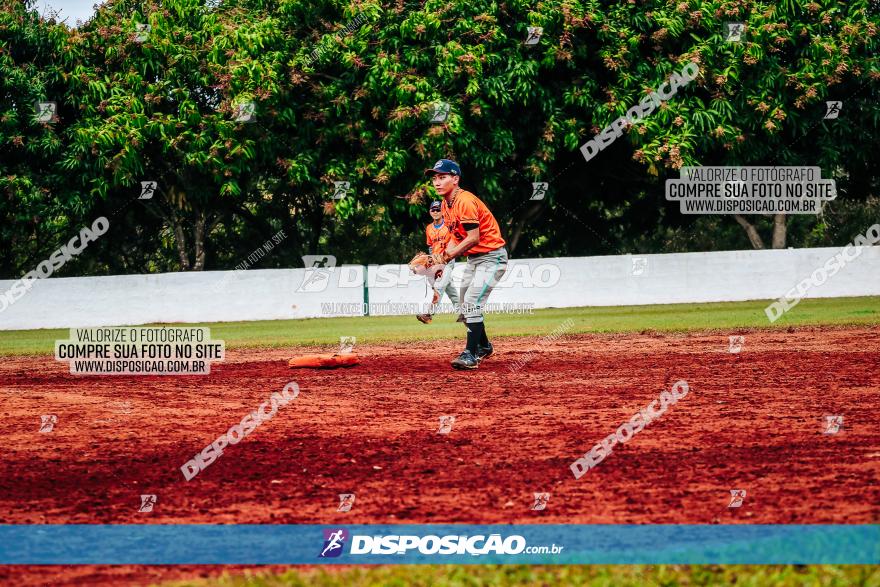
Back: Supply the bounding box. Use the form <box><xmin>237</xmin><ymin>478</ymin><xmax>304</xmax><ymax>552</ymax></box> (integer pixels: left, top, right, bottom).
<box><xmin>415</xmin><ymin>200</ymin><xmax>461</xmax><ymax>324</ymax></box>
<box><xmin>424</xmin><ymin>159</ymin><xmax>509</xmax><ymax>370</ymax></box>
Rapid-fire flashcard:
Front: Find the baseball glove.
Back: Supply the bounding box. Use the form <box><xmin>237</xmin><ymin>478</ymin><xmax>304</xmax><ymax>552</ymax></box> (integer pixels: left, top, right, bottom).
<box><xmin>408</xmin><ymin>252</ymin><xmax>434</xmax><ymax>274</ymax></box>
<box><xmin>411</xmin><ymin>252</ymin><xmax>444</xmax><ymax>325</ymax></box>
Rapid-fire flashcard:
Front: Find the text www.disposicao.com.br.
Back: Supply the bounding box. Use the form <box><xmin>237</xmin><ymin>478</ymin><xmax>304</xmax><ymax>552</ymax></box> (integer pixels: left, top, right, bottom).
<box><xmin>72</xmin><ymin>360</ymin><xmax>208</xmax><ymax>374</ymax></box>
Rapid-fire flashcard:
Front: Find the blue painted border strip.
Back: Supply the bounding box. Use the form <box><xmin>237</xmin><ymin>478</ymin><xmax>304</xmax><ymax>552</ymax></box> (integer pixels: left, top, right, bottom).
<box><xmin>0</xmin><ymin>525</ymin><xmax>877</xmax><ymax>565</ymax></box>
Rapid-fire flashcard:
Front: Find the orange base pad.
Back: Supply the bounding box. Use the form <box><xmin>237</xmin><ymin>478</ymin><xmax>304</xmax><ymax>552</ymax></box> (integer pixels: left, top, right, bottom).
<box><xmin>287</xmin><ymin>353</ymin><xmax>360</xmax><ymax>368</ymax></box>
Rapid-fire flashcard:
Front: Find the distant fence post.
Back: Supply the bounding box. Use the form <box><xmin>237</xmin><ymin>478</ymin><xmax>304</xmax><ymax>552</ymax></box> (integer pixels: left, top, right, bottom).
<box><xmin>362</xmin><ymin>265</ymin><xmax>369</xmax><ymax>316</ymax></box>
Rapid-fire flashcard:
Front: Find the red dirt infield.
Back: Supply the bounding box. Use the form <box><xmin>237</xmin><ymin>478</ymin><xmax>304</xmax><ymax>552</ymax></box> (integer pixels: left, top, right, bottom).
<box><xmin>1</xmin><ymin>326</ymin><xmax>878</xmax><ymax>585</ymax></box>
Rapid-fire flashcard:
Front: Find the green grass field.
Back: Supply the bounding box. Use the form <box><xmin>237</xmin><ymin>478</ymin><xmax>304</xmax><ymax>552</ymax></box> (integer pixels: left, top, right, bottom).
<box><xmin>158</xmin><ymin>564</ymin><xmax>880</xmax><ymax>587</ymax></box>
<box><xmin>2</xmin><ymin>296</ymin><xmax>879</xmax><ymax>356</ymax></box>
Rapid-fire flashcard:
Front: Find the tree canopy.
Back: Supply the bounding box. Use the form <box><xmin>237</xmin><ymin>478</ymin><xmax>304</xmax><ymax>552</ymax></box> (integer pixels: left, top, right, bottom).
<box><xmin>1</xmin><ymin>0</ymin><xmax>877</xmax><ymax>277</ymax></box>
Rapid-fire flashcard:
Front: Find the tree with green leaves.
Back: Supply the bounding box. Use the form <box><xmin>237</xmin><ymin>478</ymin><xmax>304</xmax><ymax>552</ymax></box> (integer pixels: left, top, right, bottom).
<box><xmin>0</xmin><ymin>0</ymin><xmax>877</xmax><ymax>279</ymax></box>
<box><xmin>0</xmin><ymin>0</ymin><xmax>76</xmax><ymax>275</ymax></box>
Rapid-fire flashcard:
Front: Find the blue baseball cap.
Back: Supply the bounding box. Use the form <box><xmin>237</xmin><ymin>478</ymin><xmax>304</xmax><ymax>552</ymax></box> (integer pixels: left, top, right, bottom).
<box><xmin>429</xmin><ymin>200</ymin><xmax>442</xmax><ymax>210</ymax></box>
<box><xmin>424</xmin><ymin>159</ymin><xmax>461</xmax><ymax>176</ymax></box>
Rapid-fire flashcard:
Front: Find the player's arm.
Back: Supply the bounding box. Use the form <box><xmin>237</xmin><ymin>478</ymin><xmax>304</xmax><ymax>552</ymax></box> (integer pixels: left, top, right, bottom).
<box><xmin>441</xmin><ymin>197</ymin><xmax>480</xmax><ymax>261</ymax></box>
<box><xmin>443</xmin><ymin>224</ymin><xmax>479</xmax><ymax>260</ymax></box>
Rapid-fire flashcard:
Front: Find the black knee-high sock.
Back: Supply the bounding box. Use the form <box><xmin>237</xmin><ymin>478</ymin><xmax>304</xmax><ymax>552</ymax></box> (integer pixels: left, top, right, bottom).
<box><xmin>480</xmin><ymin>325</ymin><xmax>489</xmax><ymax>347</ymax></box>
<box><xmin>466</xmin><ymin>321</ymin><xmax>484</xmax><ymax>354</ymax></box>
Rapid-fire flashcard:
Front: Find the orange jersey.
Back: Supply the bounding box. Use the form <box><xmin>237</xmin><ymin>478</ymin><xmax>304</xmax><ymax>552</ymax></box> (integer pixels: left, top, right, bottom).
<box><xmin>425</xmin><ymin>220</ymin><xmax>453</xmax><ymax>254</ymax></box>
<box><xmin>441</xmin><ymin>190</ymin><xmax>506</xmax><ymax>254</ymax></box>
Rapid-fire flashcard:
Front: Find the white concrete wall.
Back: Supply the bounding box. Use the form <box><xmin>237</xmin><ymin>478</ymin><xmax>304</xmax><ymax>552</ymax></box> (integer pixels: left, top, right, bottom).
<box><xmin>1</xmin><ymin>247</ymin><xmax>878</xmax><ymax>330</ymax></box>
<box><xmin>0</xmin><ymin>267</ymin><xmax>365</xmax><ymax>330</ymax></box>
<box><xmin>485</xmin><ymin>247</ymin><xmax>880</xmax><ymax>307</ymax></box>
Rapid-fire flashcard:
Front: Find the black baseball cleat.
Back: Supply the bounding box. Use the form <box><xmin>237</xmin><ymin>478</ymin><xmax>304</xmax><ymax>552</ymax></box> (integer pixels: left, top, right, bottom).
<box><xmin>476</xmin><ymin>342</ymin><xmax>494</xmax><ymax>361</ymax></box>
<box><xmin>451</xmin><ymin>350</ymin><xmax>480</xmax><ymax>370</ymax></box>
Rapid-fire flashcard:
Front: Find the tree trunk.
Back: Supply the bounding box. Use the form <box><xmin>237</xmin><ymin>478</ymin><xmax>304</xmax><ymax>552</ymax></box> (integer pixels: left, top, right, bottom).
<box><xmin>171</xmin><ymin>213</ymin><xmax>191</xmax><ymax>270</ymax></box>
<box><xmin>193</xmin><ymin>210</ymin><xmax>206</xmax><ymax>271</ymax></box>
<box><xmin>308</xmin><ymin>201</ymin><xmax>323</xmax><ymax>254</ymax></box>
<box><xmin>161</xmin><ymin>185</ymin><xmax>192</xmax><ymax>270</ymax></box>
<box><xmin>733</xmin><ymin>215</ymin><xmax>765</xmax><ymax>249</ymax></box>
<box><xmin>507</xmin><ymin>201</ymin><xmax>545</xmax><ymax>254</ymax></box>
<box><xmin>771</xmin><ymin>213</ymin><xmax>787</xmax><ymax>248</ymax></box>
<box><xmin>159</xmin><ymin>185</ymin><xmax>213</xmax><ymax>271</ymax></box>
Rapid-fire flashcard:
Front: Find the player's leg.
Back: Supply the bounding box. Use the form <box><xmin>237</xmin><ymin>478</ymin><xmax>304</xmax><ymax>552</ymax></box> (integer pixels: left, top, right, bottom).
<box><xmin>438</xmin><ymin>260</ymin><xmax>461</xmax><ymax>315</ymax></box>
<box><xmin>416</xmin><ymin>279</ymin><xmax>435</xmax><ymax>324</ymax></box>
<box><xmin>476</xmin><ymin>248</ymin><xmax>509</xmax><ymax>356</ymax></box>
<box><xmin>464</xmin><ymin>248</ymin><xmax>508</xmax><ymax>361</ymax></box>
<box><xmin>457</xmin><ymin>258</ymin><xmax>474</xmax><ymax>314</ymax></box>
<box><xmin>419</xmin><ymin>262</ymin><xmax>457</xmax><ymax>324</ymax></box>
<box><xmin>416</xmin><ymin>260</ymin><xmax>445</xmax><ymax>324</ymax></box>
<box><xmin>446</xmin><ymin>281</ymin><xmax>463</xmax><ymax>321</ymax></box>
<box><xmin>451</xmin><ymin>260</ymin><xmax>478</xmax><ymax>368</ymax></box>
<box><xmin>452</xmin><ymin>249</ymin><xmax>508</xmax><ymax>369</ymax></box>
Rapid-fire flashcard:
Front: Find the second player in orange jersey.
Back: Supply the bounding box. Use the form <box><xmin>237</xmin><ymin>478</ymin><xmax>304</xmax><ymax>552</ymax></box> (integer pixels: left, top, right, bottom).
<box><xmin>416</xmin><ymin>200</ymin><xmax>461</xmax><ymax>324</ymax></box>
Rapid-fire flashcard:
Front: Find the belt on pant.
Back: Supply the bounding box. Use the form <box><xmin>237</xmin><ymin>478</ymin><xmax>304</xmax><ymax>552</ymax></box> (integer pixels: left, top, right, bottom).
<box><xmin>461</xmin><ymin>247</ymin><xmax>506</xmax><ymax>261</ymax></box>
